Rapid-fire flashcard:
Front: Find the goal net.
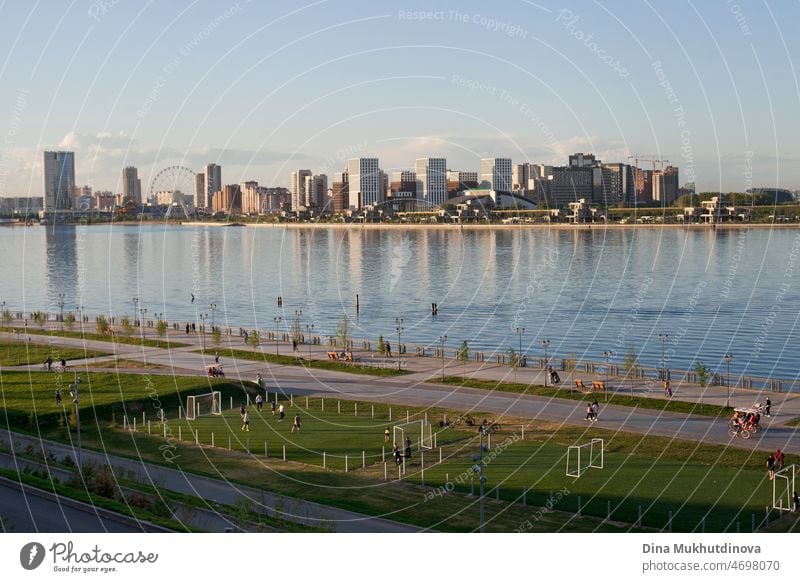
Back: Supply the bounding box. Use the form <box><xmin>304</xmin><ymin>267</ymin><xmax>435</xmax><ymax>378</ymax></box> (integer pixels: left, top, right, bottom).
<box><xmin>773</xmin><ymin>464</ymin><xmax>799</xmax><ymax>511</ymax></box>
<box><xmin>566</xmin><ymin>438</ymin><xmax>604</xmax><ymax>477</ymax></box>
<box><xmin>393</xmin><ymin>420</ymin><xmax>433</xmax><ymax>454</ymax></box>
<box><xmin>186</xmin><ymin>391</ymin><xmax>222</xmax><ymax>420</ymax></box>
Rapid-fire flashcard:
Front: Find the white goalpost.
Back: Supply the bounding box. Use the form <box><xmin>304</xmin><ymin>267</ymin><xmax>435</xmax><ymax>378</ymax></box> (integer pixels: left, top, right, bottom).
<box><xmin>185</xmin><ymin>391</ymin><xmax>222</xmax><ymax>421</ymax></box>
<box><xmin>566</xmin><ymin>438</ymin><xmax>604</xmax><ymax>477</ymax></box>
<box><xmin>773</xmin><ymin>464</ymin><xmax>799</xmax><ymax>511</ymax></box>
<box><xmin>393</xmin><ymin>420</ymin><xmax>433</xmax><ymax>453</ymax></box>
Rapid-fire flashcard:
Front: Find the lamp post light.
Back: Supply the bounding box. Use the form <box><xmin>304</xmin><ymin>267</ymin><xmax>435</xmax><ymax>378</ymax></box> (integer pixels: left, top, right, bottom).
<box><xmin>57</xmin><ymin>293</ymin><xmax>65</xmax><ymax>331</ymax></box>
<box><xmin>473</xmin><ymin>424</ymin><xmax>489</xmax><ymax>533</ymax></box>
<box><xmin>439</xmin><ymin>334</ymin><xmax>447</xmax><ymax>382</ymax></box>
<box><xmin>658</xmin><ymin>333</ymin><xmax>669</xmax><ymax>381</ymax></box>
<box><xmin>603</xmin><ymin>350</ymin><xmax>614</xmax><ymax>403</ymax></box>
<box><xmin>396</xmin><ymin>318</ymin><xmax>404</xmax><ymax>372</ymax></box>
<box><xmin>69</xmin><ymin>375</ymin><xmax>82</xmax><ymax>474</ymax></box>
<box><xmin>199</xmin><ymin>314</ymin><xmax>208</xmax><ymax>349</ymax></box>
<box><xmin>139</xmin><ymin>308</ymin><xmax>147</xmax><ymax>339</ymax></box>
<box><xmin>273</xmin><ymin>316</ymin><xmax>282</xmax><ymax>356</ymax></box>
<box><xmin>542</xmin><ymin>339</ymin><xmax>551</xmax><ymax>388</ymax></box>
<box><xmin>77</xmin><ymin>304</ymin><xmax>84</xmax><ymax>336</ymax></box>
<box><xmin>132</xmin><ymin>297</ymin><xmax>138</xmax><ymax>325</ymax></box>
<box><xmin>724</xmin><ymin>353</ymin><xmax>733</xmax><ymax>407</ymax></box>
<box><xmin>210</xmin><ymin>303</ymin><xmax>217</xmax><ymax>329</ymax></box>
<box><xmin>305</xmin><ymin>323</ymin><xmax>315</xmax><ymax>360</ymax></box>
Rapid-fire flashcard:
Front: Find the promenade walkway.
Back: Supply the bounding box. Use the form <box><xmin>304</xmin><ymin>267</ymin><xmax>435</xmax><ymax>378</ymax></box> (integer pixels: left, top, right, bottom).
<box><xmin>4</xmin><ymin>323</ymin><xmax>799</xmax><ymax>455</ymax></box>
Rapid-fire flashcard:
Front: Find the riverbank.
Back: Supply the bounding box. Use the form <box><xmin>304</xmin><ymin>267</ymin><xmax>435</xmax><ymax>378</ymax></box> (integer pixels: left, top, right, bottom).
<box><xmin>178</xmin><ymin>221</ymin><xmax>800</xmax><ymax>231</ymax></box>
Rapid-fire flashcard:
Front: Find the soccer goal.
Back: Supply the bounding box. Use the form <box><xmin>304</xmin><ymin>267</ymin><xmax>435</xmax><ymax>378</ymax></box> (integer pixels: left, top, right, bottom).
<box><xmin>773</xmin><ymin>464</ymin><xmax>799</xmax><ymax>511</ymax></box>
<box><xmin>393</xmin><ymin>420</ymin><xmax>433</xmax><ymax>453</ymax></box>
<box><xmin>566</xmin><ymin>438</ymin><xmax>604</xmax><ymax>478</ymax></box>
<box><xmin>185</xmin><ymin>391</ymin><xmax>222</xmax><ymax>420</ymax></box>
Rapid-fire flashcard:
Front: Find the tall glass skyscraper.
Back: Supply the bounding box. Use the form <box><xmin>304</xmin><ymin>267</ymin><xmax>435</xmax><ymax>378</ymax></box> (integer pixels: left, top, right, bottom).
<box><xmin>43</xmin><ymin>151</ymin><xmax>75</xmax><ymax>210</ymax></box>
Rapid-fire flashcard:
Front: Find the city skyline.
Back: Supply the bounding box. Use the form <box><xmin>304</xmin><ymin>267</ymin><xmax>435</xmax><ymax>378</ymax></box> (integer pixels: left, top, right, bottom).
<box><xmin>0</xmin><ymin>1</ymin><xmax>798</xmax><ymax>197</ymax></box>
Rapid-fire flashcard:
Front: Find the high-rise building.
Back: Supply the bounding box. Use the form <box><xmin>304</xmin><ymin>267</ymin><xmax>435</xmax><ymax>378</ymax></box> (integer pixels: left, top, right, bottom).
<box><xmin>122</xmin><ymin>166</ymin><xmax>142</xmax><ymax>206</ymax></box>
<box><xmin>43</xmin><ymin>151</ymin><xmax>75</xmax><ymax>210</ymax></box>
<box><xmin>301</xmin><ymin>173</ymin><xmax>328</xmax><ymax>209</ymax></box>
<box><xmin>446</xmin><ymin>170</ymin><xmax>479</xmax><ymax>199</ymax></box>
<box><xmin>212</xmin><ymin>184</ymin><xmax>241</xmax><ymax>214</ymax></box>
<box><xmin>480</xmin><ymin>158</ymin><xmax>512</xmax><ymax>192</ymax></box>
<box><xmin>331</xmin><ymin>171</ymin><xmax>349</xmax><ymax>212</ymax></box>
<box><xmin>195</xmin><ymin>173</ymin><xmax>205</xmax><ymax>209</ymax></box>
<box><xmin>205</xmin><ymin>164</ymin><xmax>221</xmax><ymax>209</ymax></box>
<box><xmin>512</xmin><ymin>163</ymin><xmax>535</xmax><ymax>190</ymax></box>
<box><xmin>652</xmin><ymin>165</ymin><xmax>679</xmax><ymax>206</ymax></box>
<box><xmin>291</xmin><ymin>169</ymin><xmax>312</xmax><ymax>211</ymax></box>
<box><xmin>634</xmin><ymin>168</ymin><xmax>653</xmax><ymax>203</ymax></box>
<box><xmin>240</xmin><ymin>181</ymin><xmax>260</xmax><ymax>214</ymax></box>
<box><xmin>415</xmin><ymin>157</ymin><xmax>447</xmax><ymax>208</ymax></box>
<box><xmin>599</xmin><ymin>163</ymin><xmax>635</xmax><ymax>205</ymax></box>
<box><xmin>347</xmin><ymin>158</ymin><xmax>382</xmax><ymax>209</ymax></box>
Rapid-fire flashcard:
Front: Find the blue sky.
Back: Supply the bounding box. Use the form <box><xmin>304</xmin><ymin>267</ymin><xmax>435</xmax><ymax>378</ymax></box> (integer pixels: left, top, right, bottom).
<box><xmin>0</xmin><ymin>0</ymin><xmax>797</xmax><ymax>195</ymax></box>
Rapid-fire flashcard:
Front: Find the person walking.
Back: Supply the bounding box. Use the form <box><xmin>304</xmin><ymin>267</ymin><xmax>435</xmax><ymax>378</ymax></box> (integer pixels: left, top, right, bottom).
<box><xmin>767</xmin><ymin>453</ymin><xmax>776</xmax><ymax>481</ymax></box>
<box><xmin>384</xmin><ymin>426</ymin><xmax>390</xmax><ymax>442</ymax></box>
<box><xmin>55</xmin><ymin>388</ymin><xmax>61</xmax><ymax>405</ymax></box>
<box><xmin>185</xmin><ymin>323</ymin><xmax>190</xmax><ymax>335</ymax></box>
<box><xmin>291</xmin><ymin>414</ymin><xmax>301</xmax><ymax>433</ymax></box>
<box><xmin>271</xmin><ymin>400</ymin><xmax>276</xmax><ymax>415</ymax></box>
<box><xmin>214</xmin><ymin>353</ymin><xmax>220</xmax><ymax>364</ymax></box>
<box><xmin>385</xmin><ymin>342</ymin><xmax>392</xmax><ymax>358</ymax></box>
<box><xmin>255</xmin><ymin>393</ymin><xmax>263</xmax><ymax>412</ymax></box>
<box><xmin>794</xmin><ymin>491</ymin><xmax>800</xmax><ymax>513</ymax></box>
<box><xmin>775</xmin><ymin>448</ymin><xmax>785</xmax><ymax>471</ymax></box>
<box><xmin>239</xmin><ymin>403</ymin><xmax>246</xmax><ymax>420</ymax></box>
<box><xmin>404</xmin><ymin>436</ymin><xmax>412</xmax><ymax>460</ymax></box>
<box><xmin>591</xmin><ymin>400</ymin><xmax>599</xmax><ymax>422</ymax></box>
<box><xmin>663</xmin><ymin>380</ymin><xmax>670</xmax><ymax>397</ymax></box>
<box><xmin>585</xmin><ymin>403</ymin><xmax>594</xmax><ymax>421</ymax></box>
<box><xmin>243</xmin><ymin>330</ymin><xmax>248</xmax><ymax>345</ymax></box>
<box><xmin>45</xmin><ymin>357</ymin><xmax>52</xmax><ymax>371</ymax></box>
<box><xmin>241</xmin><ymin>410</ymin><xmax>250</xmax><ymax>431</ymax></box>
<box><xmin>765</xmin><ymin>397</ymin><xmax>772</xmax><ymax>417</ymax></box>
<box><xmin>278</xmin><ymin>403</ymin><xmax>285</xmax><ymax>421</ymax></box>
<box><xmin>393</xmin><ymin>444</ymin><xmax>402</xmax><ymax>465</ymax></box>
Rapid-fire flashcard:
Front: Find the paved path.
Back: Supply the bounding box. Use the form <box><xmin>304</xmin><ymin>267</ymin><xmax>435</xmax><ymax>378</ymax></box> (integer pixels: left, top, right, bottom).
<box><xmin>7</xmin><ymin>327</ymin><xmax>798</xmax><ymax>455</ymax></box>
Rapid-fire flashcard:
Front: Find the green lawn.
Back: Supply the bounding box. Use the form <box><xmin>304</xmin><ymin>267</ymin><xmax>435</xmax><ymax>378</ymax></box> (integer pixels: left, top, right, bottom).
<box><xmin>0</xmin><ymin>369</ymin><xmax>778</xmax><ymax>532</ymax></box>
<box><xmin>435</xmin><ymin>376</ymin><xmax>733</xmax><ymax>418</ymax></box>
<box><xmin>193</xmin><ymin>346</ymin><xmax>409</xmax><ymax>377</ymax></box>
<box><xmin>2</xmin><ymin>327</ymin><xmax>190</xmax><ymax>349</ymax></box>
<box><xmin>0</xmin><ymin>340</ymin><xmax>109</xmax><ymax>367</ymax></box>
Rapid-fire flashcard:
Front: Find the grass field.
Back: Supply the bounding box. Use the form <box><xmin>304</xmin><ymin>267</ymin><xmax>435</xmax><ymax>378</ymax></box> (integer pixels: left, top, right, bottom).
<box><xmin>435</xmin><ymin>375</ymin><xmax>733</xmax><ymax>418</ymax></box>
<box><xmin>0</xmin><ymin>369</ymin><xmax>782</xmax><ymax>532</ymax></box>
<box><xmin>0</xmin><ymin>339</ymin><xmax>109</xmax><ymax>367</ymax></box>
<box><xmin>193</xmin><ymin>346</ymin><xmax>410</xmax><ymax>377</ymax></box>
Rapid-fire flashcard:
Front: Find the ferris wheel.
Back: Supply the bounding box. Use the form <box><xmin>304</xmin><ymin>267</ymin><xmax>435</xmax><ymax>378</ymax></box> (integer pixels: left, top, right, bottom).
<box><xmin>149</xmin><ymin>165</ymin><xmax>196</xmax><ymax>219</ymax></box>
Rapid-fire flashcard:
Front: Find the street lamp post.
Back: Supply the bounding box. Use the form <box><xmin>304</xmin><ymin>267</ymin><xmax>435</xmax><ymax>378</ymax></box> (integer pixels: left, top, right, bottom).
<box><xmin>273</xmin><ymin>316</ymin><xmax>282</xmax><ymax>356</ymax></box>
<box><xmin>439</xmin><ymin>334</ymin><xmax>447</xmax><ymax>381</ymax></box>
<box><xmin>473</xmin><ymin>425</ymin><xmax>489</xmax><ymax>533</ymax></box>
<box><xmin>603</xmin><ymin>350</ymin><xmax>614</xmax><ymax>403</ymax></box>
<box><xmin>294</xmin><ymin>310</ymin><xmax>302</xmax><ymax>352</ymax></box>
<box><xmin>69</xmin><ymin>375</ymin><xmax>82</xmax><ymax>474</ymax></box>
<box><xmin>396</xmin><ymin>318</ymin><xmax>404</xmax><ymax>372</ymax></box>
<box><xmin>77</xmin><ymin>305</ymin><xmax>84</xmax><ymax>336</ymax></box>
<box><xmin>199</xmin><ymin>314</ymin><xmax>208</xmax><ymax>349</ymax></box>
<box><xmin>305</xmin><ymin>323</ymin><xmax>315</xmax><ymax>360</ymax></box>
<box><xmin>658</xmin><ymin>333</ymin><xmax>669</xmax><ymax>381</ymax></box>
<box><xmin>542</xmin><ymin>339</ymin><xmax>550</xmax><ymax>388</ymax></box>
<box><xmin>724</xmin><ymin>353</ymin><xmax>733</xmax><ymax>407</ymax></box>
<box><xmin>210</xmin><ymin>303</ymin><xmax>217</xmax><ymax>329</ymax></box>
<box><xmin>139</xmin><ymin>308</ymin><xmax>147</xmax><ymax>339</ymax></box>
<box><xmin>132</xmin><ymin>297</ymin><xmax>138</xmax><ymax>326</ymax></box>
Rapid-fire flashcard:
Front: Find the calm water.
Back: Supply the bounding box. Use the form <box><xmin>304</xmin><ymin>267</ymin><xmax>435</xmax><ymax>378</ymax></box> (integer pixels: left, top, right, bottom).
<box><xmin>2</xmin><ymin>223</ymin><xmax>798</xmax><ymax>381</ymax></box>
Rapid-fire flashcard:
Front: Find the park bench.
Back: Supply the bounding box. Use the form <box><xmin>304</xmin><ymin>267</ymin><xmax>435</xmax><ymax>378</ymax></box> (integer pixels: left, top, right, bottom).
<box><xmin>327</xmin><ymin>351</ymin><xmax>339</xmax><ymax>360</ymax></box>
<box><xmin>591</xmin><ymin>381</ymin><xmax>606</xmax><ymax>392</ymax></box>
<box><xmin>575</xmin><ymin>379</ymin><xmax>586</xmax><ymax>390</ymax></box>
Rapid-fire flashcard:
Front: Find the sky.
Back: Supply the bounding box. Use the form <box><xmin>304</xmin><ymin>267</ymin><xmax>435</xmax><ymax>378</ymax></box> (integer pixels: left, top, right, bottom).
<box><xmin>0</xmin><ymin>0</ymin><xmax>798</xmax><ymax>196</ymax></box>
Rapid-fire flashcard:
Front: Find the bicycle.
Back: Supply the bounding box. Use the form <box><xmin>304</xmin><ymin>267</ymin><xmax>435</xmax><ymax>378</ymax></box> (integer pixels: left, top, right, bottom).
<box><xmin>728</xmin><ymin>425</ymin><xmax>751</xmax><ymax>439</ymax></box>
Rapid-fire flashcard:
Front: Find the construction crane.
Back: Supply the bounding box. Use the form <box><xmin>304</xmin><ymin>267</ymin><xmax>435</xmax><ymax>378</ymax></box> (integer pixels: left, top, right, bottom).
<box><xmin>627</xmin><ymin>154</ymin><xmax>670</xmax><ymax>202</ymax></box>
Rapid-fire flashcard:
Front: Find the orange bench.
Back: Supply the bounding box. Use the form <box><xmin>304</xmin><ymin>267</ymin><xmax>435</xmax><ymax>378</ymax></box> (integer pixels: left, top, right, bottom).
<box><xmin>591</xmin><ymin>381</ymin><xmax>606</xmax><ymax>391</ymax></box>
<box><xmin>575</xmin><ymin>379</ymin><xmax>586</xmax><ymax>390</ymax></box>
